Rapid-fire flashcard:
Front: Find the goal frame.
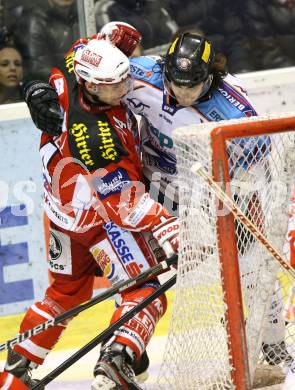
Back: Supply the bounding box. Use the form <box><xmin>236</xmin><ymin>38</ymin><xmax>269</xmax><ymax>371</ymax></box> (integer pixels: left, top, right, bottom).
<box><xmin>211</xmin><ymin>116</ymin><xmax>295</xmax><ymax>389</ymax></box>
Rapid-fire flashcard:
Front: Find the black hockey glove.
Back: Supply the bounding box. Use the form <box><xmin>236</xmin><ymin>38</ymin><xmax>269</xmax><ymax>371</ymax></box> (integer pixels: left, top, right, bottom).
<box><xmin>24</xmin><ymin>81</ymin><xmax>63</xmax><ymax>136</ymax></box>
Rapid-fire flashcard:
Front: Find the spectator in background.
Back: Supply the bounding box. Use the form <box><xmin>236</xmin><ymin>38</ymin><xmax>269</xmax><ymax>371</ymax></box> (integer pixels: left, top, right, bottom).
<box><xmin>27</xmin><ymin>0</ymin><xmax>79</xmax><ymax>81</ymax></box>
<box><xmin>241</xmin><ymin>0</ymin><xmax>295</xmax><ymax>71</ymax></box>
<box><xmin>0</xmin><ymin>43</ymin><xmax>23</xmax><ymax>104</ymax></box>
<box><xmin>95</xmin><ymin>0</ymin><xmax>178</xmax><ymax>50</ymax></box>
<box><xmin>163</xmin><ymin>0</ymin><xmax>252</xmax><ymax>73</ymax></box>
<box><xmin>1</xmin><ymin>1</ymin><xmax>38</xmax><ymax>67</ymax></box>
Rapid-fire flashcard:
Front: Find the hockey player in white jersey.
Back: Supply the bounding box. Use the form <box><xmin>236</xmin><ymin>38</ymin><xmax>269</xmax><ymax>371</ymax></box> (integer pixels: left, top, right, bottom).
<box><xmin>23</xmin><ymin>24</ymin><xmax>292</xmax><ymax>380</ymax></box>
<box><xmin>125</xmin><ymin>31</ymin><xmax>290</xmax><ymax>368</ymax></box>
<box><xmin>125</xmin><ymin>31</ymin><xmax>261</xmax><ymax>215</ymax></box>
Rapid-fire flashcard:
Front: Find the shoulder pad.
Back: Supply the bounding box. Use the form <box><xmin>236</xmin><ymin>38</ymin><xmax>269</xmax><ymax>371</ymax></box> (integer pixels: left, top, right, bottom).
<box><xmin>130</xmin><ymin>56</ymin><xmax>163</xmax><ymax>87</ymax></box>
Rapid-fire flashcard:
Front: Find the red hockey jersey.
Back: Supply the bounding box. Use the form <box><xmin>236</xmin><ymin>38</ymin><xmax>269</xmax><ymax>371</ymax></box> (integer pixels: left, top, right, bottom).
<box><xmin>40</xmin><ymin>49</ymin><xmax>171</xmax><ymax>233</ymax></box>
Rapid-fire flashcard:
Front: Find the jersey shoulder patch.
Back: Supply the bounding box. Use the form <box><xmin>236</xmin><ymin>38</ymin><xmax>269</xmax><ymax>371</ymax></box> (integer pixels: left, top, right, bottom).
<box><xmin>217</xmin><ymin>75</ymin><xmax>257</xmax><ymax>118</ymax></box>
<box><xmin>130</xmin><ymin>56</ymin><xmax>163</xmax><ymax>88</ymax></box>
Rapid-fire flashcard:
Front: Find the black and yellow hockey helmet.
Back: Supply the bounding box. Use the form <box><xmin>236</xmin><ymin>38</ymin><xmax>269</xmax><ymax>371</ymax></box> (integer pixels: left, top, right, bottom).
<box><xmin>164</xmin><ymin>33</ymin><xmax>215</xmax><ymax>87</ymax></box>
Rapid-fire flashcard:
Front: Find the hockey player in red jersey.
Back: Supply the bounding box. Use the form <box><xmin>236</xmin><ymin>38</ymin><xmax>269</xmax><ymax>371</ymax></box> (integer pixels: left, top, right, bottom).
<box><xmin>4</xmin><ymin>33</ymin><xmax>179</xmax><ymax>390</ymax></box>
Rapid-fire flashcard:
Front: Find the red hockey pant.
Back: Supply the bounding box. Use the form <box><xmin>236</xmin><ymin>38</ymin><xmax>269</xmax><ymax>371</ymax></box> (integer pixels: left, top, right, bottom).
<box><xmin>14</xmin><ymin>221</ymin><xmax>167</xmax><ymax>364</ymax></box>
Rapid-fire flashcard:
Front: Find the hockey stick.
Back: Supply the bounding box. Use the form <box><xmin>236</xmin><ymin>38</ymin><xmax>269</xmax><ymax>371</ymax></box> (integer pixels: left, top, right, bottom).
<box><xmin>31</xmin><ymin>274</ymin><xmax>177</xmax><ymax>389</ymax></box>
<box><xmin>191</xmin><ymin>163</ymin><xmax>295</xmax><ymax>279</ymax></box>
<box><xmin>0</xmin><ymin>254</ymin><xmax>177</xmax><ymax>352</ymax></box>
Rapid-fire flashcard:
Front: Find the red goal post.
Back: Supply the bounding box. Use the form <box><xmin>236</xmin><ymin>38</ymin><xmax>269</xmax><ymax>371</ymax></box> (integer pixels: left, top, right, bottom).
<box><xmin>211</xmin><ymin>115</ymin><xmax>295</xmax><ymax>389</ymax></box>
<box><xmin>157</xmin><ymin>113</ymin><xmax>295</xmax><ymax>389</ymax></box>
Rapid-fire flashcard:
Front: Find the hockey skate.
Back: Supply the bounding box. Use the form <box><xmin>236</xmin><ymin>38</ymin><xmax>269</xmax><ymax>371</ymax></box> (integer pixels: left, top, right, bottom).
<box><xmin>91</xmin><ymin>342</ymin><xmax>142</xmax><ymax>390</ymax></box>
<box><xmin>4</xmin><ymin>349</ymin><xmax>43</xmax><ymax>389</ymax></box>
<box><xmin>262</xmin><ymin>341</ymin><xmax>293</xmax><ymax>367</ymax></box>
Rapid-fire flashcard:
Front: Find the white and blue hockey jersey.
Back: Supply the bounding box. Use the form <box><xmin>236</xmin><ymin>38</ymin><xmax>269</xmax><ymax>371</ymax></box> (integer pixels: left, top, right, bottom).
<box><xmin>124</xmin><ymin>55</ymin><xmax>260</xmax><ymax>209</ymax></box>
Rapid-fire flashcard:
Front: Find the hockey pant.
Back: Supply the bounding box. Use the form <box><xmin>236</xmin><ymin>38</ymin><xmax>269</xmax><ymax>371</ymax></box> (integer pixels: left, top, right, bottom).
<box><xmin>14</xmin><ymin>220</ymin><xmax>167</xmax><ymax>365</ymax></box>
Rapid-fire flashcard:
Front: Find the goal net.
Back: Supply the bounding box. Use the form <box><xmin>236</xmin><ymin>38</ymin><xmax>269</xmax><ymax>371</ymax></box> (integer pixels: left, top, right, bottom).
<box><xmin>157</xmin><ymin>113</ymin><xmax>295</xmax><ymax>389</ymax></box>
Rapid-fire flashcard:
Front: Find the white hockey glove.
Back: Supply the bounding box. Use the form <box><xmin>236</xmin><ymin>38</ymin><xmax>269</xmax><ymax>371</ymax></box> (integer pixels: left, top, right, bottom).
<box><xmin>152</xmin><ymin>217</ymin><xmax>179</xmax><ymax>258</ymax></box>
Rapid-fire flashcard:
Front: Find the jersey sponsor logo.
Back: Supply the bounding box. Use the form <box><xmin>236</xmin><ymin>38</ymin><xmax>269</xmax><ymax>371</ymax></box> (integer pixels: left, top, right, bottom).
<box><xmin>150</xmin><ymin>124</ymin><xmax>173</xmax><ymax>149</ymax></box>
<box><xmin>218</xmin><ymin>84</ymin><xmax>257</xmax><ymax>117</ymax></box>
<box><xmin>123</xmin><ymin>193</ymin><xmax>154</xmax><ymax>227</ymax></box>
<box><xmin>130</xmin><ymin>64</ymin><xmax>151</xmax><ymax>78</ymax></box>
<box><xmin>48</xmin><ymin>230</ymin><xmax>67</xmax><ymax>272</ymax></box>
<box><xmin>94</xmin><ymin>168</ymin><xmax>131</xmax><ymax>200</ymax></box>
<box><xmin>154</xmin><ymin>221</ymin><xmax>179</xmax><ymax>242</ymax></box>
<box><xmin>207</xmin><ymin>107</ymin><xmax>226</xmax><ymax>122</ymax></box>
<box><xmin>65</xmin><ymin>51</ymin><xmax>75</xmax><ymax>74</ymax></box>
<box><xmin>104</xmin><ymin>222</ymin><xmax>143</xmax><ymax>277</ymax></box>
<box><xmin>44</xmin><ymin>194</ymin><xmax>70</xmax><ymax>225</ymax></box>
<box><xmin>91</xmin><ymin>246</ymin><xmax>115</xmax><ymax>279</ymax></box>
<box><xmin>48</xmin><ymin>229</ymin><xmax>72</xmax><ymax>274</ymax></box>
<box><xmin>112</xmin><ymin>115</ymin><xmax>127</xmax><ymax>130</ymax></box>
<box><xmin>162</xmin><ymin>91</ymin><xmax>179</xmax><ymax>115</ymax></box>
<box><xmin>126</xmin><ymin>97</ymin><xmax>150</xmax><ymax>112</ymax></box>
<box><xmin>68</xmin><ymin>114</ymin><xmax>128</xmax><ymax>171</ymax></box>
<box><xmin>97</xmin><ymin>120</ymin><xmax>118</xmax><ymax>161</ymax></box>
<box><xmin>103</xmin><ymin>260</ymin><xmax>115</xmax><ymax>279</ymax></box>
<box><xmin>162</xmin><ymin>103</ymin><xmax>178</xmax><ymax>115</ymax></box>
<box><xmin>218</xmin><ymin>87</ymin><xmax>246</xmax><ymax>111</ymax></box>
<box><xmin>49</xmin><ymin>230</ymin><xmax>62</xmax><ymax>261</ymax></box>
<box><xmin>69</xmin><ymin>122</ymin><xmax>95</xmax><ymax>167</ymax></box>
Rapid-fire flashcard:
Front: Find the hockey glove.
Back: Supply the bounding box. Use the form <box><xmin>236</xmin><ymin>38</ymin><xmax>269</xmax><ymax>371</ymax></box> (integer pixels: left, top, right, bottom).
<box><xmin>100</xmin><ymin>22</ymin><xmax>142</xmax><ymax>57</ymax></box>
<box><xmin>152</xmin><ymin>217</ymin><xmax>179</xmax><ymax>258</ymax></box>
<box><xmin>24</xmin><ymin>81</ymin><xmax>63</xmax><ymax>136</ymax></box>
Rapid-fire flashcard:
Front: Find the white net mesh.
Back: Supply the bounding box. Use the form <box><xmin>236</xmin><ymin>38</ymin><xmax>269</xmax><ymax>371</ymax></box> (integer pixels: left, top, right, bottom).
<box><xmin>157</xmin><ymin>113</ymin><xmax>295</xmax><ymax>389</ymax></box>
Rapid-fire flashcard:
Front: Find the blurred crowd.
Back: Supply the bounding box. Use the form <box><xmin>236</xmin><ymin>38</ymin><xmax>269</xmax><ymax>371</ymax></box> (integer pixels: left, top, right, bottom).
<box><xmin>1</xmin><ymin>0</ymin><xmax>295</xmax><ymax>105</ymax></box>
